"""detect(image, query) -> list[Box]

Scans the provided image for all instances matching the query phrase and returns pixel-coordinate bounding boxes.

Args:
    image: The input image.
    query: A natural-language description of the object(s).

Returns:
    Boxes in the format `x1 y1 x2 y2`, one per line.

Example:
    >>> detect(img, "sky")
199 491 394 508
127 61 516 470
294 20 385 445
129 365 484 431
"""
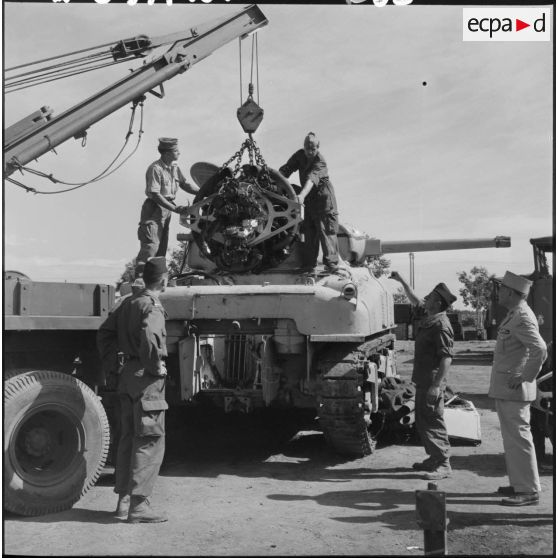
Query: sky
3 2 554 309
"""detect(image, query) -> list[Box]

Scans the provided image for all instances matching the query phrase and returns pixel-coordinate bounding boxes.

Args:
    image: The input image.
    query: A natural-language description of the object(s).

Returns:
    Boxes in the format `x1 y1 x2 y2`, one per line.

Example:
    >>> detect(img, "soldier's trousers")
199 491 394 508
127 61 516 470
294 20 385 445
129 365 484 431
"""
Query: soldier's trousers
415 388 451 465
135 199 172 276
302 211 339 269
114 390 166 498
495 399 541 493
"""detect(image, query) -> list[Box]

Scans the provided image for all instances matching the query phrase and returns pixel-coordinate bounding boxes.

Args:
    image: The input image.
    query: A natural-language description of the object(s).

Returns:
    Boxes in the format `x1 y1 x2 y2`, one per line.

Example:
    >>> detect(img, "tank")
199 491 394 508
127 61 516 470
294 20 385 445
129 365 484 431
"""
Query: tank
156 160 511 457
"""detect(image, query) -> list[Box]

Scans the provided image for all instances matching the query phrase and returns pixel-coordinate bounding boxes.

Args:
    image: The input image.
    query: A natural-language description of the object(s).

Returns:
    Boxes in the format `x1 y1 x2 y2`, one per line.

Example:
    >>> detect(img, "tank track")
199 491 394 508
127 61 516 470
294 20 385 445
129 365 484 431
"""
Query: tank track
317 336 395 457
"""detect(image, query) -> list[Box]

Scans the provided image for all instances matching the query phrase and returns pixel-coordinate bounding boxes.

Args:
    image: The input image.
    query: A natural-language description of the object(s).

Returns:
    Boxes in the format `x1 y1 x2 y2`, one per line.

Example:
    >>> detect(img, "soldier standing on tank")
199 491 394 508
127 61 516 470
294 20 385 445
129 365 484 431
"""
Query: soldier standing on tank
97 257 170 523
135 138 199 279
390 271 457 480
279 132 340 273
489 271 547 506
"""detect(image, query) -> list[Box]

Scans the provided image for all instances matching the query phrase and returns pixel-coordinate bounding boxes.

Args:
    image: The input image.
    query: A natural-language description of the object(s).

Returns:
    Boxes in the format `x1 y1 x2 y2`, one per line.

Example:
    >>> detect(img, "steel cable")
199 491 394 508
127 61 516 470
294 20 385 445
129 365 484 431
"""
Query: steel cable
7 101 145 194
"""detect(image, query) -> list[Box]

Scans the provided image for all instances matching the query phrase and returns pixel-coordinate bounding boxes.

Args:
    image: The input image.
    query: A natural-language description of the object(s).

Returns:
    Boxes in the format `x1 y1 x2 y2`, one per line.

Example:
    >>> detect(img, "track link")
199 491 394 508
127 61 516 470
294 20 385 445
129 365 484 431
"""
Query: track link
317 335 395 457
318 354 375 457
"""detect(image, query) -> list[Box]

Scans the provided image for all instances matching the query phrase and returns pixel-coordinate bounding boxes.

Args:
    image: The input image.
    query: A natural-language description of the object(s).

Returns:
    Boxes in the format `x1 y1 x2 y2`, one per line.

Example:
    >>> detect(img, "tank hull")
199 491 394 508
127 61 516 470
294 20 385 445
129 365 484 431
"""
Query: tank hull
158 267 400 456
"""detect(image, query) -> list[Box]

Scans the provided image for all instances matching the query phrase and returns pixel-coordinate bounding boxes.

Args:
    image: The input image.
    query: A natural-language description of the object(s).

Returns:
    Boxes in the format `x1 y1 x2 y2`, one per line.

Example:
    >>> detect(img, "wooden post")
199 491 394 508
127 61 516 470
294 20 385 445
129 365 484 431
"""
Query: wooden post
416 482 447 556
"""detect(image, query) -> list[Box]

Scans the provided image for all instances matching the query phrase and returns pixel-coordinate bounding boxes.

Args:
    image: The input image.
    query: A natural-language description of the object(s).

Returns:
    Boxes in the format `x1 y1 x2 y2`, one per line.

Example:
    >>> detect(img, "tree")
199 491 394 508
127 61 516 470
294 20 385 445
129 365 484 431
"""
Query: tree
456 266 495 329
117 259 136 290
393 287 409 304
167 243 187 277
117 244 187 290
365 255 391 278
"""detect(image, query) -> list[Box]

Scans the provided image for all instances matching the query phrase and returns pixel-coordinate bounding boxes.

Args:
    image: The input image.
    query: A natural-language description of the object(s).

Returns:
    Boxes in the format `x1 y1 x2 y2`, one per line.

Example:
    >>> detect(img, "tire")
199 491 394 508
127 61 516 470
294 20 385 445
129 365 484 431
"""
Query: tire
4 370 110 516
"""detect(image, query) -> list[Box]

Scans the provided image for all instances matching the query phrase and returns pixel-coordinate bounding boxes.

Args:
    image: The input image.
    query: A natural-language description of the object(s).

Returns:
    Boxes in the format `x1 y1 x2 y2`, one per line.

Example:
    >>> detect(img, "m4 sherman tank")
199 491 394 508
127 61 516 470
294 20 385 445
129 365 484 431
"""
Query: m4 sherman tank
154 155 510 457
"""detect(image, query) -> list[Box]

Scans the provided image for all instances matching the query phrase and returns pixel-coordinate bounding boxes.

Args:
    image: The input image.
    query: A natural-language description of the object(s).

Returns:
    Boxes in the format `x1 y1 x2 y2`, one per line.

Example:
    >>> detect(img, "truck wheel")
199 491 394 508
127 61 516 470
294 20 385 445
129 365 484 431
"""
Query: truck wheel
4 370 110 516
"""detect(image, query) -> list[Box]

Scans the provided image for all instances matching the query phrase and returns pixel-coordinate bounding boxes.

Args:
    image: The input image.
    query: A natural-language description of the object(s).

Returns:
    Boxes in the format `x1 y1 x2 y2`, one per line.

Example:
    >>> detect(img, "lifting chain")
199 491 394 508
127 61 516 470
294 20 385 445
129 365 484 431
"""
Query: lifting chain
220 135 272 190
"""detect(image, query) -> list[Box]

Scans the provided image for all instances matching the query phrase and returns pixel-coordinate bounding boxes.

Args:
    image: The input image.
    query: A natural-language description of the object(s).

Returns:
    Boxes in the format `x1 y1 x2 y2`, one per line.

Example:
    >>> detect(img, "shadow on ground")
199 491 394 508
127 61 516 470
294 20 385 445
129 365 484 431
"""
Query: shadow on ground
3 508 121 525
267 488 553 530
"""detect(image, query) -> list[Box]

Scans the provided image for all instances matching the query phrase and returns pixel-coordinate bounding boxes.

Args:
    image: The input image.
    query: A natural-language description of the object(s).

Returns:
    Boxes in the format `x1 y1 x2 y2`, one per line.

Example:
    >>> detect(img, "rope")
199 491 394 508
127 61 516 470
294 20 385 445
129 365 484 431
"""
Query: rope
7 100 145 194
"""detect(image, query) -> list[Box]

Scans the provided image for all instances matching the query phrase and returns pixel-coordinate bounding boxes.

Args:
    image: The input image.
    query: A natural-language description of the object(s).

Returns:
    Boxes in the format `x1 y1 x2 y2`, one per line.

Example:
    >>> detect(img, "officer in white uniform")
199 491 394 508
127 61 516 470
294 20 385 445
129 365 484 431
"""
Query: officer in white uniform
488 271 547 506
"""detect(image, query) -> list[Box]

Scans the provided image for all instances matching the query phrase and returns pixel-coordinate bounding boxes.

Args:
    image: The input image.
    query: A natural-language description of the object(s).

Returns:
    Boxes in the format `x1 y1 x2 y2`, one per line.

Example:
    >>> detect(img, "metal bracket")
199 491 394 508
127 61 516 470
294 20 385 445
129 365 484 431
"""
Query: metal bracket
147 84 165 99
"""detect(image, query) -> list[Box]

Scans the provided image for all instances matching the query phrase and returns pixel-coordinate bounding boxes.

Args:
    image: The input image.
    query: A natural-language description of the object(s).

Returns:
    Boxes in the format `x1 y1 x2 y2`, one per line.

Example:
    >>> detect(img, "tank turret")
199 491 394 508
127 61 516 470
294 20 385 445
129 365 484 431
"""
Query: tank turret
161 162 511 457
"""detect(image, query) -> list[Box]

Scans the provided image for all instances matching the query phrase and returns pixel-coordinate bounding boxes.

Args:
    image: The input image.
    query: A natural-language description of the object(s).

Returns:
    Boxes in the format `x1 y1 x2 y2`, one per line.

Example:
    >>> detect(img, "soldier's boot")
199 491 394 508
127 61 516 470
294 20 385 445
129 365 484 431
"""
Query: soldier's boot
127 496 168 524
412 457 438 471
114 494 130 520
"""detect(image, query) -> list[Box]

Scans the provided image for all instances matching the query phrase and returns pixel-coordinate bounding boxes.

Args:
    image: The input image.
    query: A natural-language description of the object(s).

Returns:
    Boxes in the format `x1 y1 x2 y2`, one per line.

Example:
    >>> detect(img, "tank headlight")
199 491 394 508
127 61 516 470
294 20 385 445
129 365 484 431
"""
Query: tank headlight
341 283 357 300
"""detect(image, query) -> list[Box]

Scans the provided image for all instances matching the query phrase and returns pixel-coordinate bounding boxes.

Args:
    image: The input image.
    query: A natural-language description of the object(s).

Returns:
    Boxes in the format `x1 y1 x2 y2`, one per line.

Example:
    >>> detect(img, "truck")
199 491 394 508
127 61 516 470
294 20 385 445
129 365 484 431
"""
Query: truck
4 5 511 517
4 5 269 516
485 236 553 344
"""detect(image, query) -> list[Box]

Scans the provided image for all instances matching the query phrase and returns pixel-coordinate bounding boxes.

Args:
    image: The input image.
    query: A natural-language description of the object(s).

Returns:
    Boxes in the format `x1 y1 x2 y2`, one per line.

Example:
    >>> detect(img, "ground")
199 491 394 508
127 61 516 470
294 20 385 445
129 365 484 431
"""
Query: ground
4 340 554 556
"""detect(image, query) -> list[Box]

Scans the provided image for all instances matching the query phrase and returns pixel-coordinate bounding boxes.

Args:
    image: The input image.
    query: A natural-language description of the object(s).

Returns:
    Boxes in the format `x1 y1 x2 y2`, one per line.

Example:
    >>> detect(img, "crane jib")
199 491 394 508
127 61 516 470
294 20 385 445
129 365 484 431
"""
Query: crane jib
3 5 268 176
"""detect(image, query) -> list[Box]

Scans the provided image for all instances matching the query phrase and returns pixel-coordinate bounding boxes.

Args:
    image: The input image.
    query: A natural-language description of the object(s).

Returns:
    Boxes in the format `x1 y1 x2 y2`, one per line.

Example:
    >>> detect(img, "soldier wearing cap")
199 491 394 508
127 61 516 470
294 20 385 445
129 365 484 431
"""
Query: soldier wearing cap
489 271 547 506
279 132 340 273
390 272 457 480
97 257 170 523
135 138 199 278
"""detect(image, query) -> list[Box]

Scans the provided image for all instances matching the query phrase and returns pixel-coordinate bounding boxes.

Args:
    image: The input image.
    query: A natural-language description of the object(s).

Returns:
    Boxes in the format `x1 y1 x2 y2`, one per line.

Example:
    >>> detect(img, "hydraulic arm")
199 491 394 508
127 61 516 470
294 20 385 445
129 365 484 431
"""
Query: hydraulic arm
4 5 267 176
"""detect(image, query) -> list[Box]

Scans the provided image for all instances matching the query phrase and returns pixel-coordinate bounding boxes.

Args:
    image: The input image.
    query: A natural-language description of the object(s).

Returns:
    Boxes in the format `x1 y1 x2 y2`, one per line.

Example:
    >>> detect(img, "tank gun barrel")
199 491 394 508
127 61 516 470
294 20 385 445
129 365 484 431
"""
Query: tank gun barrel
378 235 511 255
356 235 510 260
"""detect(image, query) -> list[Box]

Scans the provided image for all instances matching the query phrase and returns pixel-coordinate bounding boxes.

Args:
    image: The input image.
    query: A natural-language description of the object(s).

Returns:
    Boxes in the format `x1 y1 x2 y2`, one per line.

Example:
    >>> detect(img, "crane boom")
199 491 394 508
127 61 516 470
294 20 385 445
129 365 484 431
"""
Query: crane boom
3 5 268 176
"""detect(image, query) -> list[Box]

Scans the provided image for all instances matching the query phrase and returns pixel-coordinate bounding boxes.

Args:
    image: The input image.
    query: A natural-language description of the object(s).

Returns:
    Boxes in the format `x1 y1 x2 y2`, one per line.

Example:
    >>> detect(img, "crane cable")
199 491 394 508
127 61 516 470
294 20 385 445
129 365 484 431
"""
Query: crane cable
5 33 186 93
6 39 124 72
251 33 260 106
6 99 145 195
238 33 260 107
5 42 126 93
6 57 133 94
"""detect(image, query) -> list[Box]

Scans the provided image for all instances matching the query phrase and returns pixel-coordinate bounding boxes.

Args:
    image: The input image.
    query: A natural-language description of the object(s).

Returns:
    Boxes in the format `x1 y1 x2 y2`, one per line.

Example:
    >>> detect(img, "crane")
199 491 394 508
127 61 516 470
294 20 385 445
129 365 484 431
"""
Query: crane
4 4 268 177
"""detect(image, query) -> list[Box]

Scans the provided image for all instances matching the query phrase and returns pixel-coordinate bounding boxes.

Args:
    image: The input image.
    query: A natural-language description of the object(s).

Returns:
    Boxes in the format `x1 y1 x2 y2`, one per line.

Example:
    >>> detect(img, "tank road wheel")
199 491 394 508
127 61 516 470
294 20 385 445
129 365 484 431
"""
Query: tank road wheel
4 370 110 516
318 357 375 457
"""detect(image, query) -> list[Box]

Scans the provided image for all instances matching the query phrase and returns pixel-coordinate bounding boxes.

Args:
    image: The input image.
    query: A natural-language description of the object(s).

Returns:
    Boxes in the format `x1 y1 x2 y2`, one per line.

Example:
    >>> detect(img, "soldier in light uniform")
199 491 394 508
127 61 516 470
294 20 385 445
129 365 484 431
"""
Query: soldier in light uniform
97 257 170 523
489 271 547 506
135 138 199 278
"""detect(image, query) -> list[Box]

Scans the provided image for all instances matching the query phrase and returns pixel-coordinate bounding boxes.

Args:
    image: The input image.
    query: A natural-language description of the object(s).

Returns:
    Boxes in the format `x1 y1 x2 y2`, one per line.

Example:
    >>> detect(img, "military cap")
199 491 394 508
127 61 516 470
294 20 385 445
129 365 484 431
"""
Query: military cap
304 132 319 147
501 271 532 296
432 282 457 307
158 137 178 151
143 256 168 283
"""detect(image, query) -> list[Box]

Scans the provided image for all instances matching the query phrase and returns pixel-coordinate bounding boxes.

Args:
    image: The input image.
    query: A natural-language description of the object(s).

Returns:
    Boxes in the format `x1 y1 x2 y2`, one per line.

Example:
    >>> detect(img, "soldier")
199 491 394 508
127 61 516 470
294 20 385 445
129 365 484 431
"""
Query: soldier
135 138 199 279
97 257 170 523
279 132 340 273
489 271 547 506
390 271 457 480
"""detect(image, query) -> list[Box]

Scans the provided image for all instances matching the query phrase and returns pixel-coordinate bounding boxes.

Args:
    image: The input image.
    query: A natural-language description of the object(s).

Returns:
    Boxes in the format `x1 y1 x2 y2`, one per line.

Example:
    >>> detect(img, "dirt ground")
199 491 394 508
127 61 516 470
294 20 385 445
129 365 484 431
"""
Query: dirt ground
4 340 554 556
